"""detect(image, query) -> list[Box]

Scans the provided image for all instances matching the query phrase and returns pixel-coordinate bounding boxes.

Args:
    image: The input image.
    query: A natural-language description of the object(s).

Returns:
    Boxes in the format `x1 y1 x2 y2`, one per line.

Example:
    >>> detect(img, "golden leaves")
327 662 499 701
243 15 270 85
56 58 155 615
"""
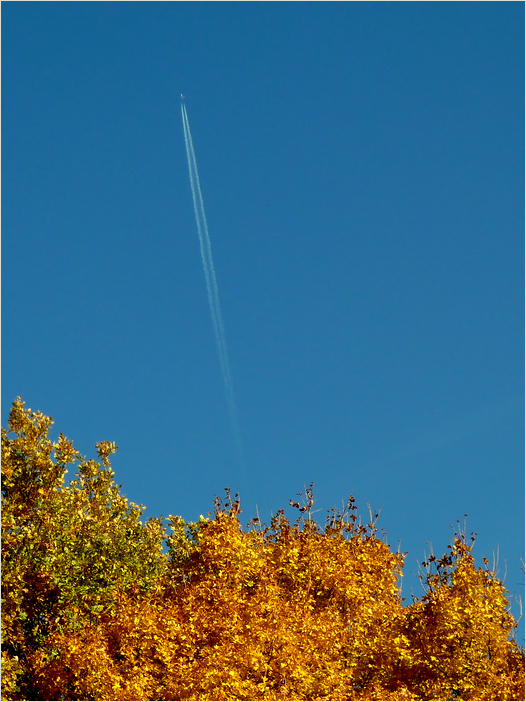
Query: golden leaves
95 440 119 467
1 399 524 701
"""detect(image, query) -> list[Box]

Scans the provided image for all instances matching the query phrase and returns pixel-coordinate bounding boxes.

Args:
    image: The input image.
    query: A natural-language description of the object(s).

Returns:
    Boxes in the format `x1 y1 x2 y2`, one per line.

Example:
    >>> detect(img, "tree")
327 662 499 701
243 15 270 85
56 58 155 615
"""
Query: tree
1 398 167 700
2 398 524 700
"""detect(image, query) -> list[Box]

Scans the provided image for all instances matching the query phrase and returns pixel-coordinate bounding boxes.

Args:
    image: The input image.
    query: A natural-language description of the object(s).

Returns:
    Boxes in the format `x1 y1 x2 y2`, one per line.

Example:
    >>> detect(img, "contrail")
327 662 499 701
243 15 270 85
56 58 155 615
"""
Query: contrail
181 102 244 468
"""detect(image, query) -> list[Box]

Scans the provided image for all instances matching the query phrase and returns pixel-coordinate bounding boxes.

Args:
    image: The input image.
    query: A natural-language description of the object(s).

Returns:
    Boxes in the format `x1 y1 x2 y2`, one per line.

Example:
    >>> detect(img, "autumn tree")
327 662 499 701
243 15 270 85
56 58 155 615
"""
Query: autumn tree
2 398 524 700
1 399 168 700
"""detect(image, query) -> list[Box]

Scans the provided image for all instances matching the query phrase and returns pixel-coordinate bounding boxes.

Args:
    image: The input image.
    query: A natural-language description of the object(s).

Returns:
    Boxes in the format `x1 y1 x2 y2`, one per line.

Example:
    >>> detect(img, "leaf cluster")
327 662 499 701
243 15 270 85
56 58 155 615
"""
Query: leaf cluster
1 399 524 700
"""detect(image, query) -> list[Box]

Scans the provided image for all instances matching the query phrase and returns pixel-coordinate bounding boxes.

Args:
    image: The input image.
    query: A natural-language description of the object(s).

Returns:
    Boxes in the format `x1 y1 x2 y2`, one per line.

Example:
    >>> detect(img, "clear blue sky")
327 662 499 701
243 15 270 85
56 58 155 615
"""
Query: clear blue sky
3 2 524 624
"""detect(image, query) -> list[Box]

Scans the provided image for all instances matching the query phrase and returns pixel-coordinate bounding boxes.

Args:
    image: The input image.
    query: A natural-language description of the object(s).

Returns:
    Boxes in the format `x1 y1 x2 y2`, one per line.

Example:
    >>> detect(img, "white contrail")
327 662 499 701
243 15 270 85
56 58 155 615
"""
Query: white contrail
181 106 229 389
181 102 244 468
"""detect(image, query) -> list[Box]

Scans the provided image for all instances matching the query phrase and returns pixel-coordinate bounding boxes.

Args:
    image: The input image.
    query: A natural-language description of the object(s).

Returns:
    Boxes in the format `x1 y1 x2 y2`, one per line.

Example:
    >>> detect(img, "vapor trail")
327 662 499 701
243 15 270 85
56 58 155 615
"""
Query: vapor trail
181 103 244 467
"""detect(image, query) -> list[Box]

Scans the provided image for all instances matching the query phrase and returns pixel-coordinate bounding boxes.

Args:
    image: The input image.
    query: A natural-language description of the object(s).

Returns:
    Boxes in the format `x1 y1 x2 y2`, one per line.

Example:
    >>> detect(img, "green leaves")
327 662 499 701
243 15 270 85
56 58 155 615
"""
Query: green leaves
2 398 524 701
1 398 172 699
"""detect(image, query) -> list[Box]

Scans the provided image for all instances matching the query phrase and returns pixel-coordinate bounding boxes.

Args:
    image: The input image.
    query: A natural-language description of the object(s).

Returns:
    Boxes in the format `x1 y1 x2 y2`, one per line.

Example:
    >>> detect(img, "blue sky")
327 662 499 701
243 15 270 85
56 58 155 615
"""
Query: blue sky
3 3 524 623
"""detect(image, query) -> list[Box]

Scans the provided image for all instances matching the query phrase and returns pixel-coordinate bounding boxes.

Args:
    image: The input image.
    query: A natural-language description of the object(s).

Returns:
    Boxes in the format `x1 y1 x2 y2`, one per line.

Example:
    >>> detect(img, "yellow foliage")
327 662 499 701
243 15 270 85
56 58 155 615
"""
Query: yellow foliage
2 399 524 700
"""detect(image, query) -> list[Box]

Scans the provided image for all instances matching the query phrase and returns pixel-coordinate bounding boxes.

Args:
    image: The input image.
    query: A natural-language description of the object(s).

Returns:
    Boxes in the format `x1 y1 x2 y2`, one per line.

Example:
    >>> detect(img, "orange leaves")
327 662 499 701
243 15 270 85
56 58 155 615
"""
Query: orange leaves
399 529 524 700
95 440 119 466
146 501 411 700
1 399 169 701
2 399 524 700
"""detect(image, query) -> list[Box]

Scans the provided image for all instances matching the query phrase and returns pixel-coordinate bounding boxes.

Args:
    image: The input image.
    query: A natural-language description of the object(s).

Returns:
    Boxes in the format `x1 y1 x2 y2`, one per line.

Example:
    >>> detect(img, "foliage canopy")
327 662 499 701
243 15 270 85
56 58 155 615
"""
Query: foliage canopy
2 398 524 700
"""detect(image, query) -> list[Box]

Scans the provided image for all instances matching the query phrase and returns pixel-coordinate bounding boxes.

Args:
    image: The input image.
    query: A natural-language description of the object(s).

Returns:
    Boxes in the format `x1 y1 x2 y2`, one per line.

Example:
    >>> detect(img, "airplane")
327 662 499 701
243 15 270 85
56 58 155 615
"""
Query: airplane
181 94 185 100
